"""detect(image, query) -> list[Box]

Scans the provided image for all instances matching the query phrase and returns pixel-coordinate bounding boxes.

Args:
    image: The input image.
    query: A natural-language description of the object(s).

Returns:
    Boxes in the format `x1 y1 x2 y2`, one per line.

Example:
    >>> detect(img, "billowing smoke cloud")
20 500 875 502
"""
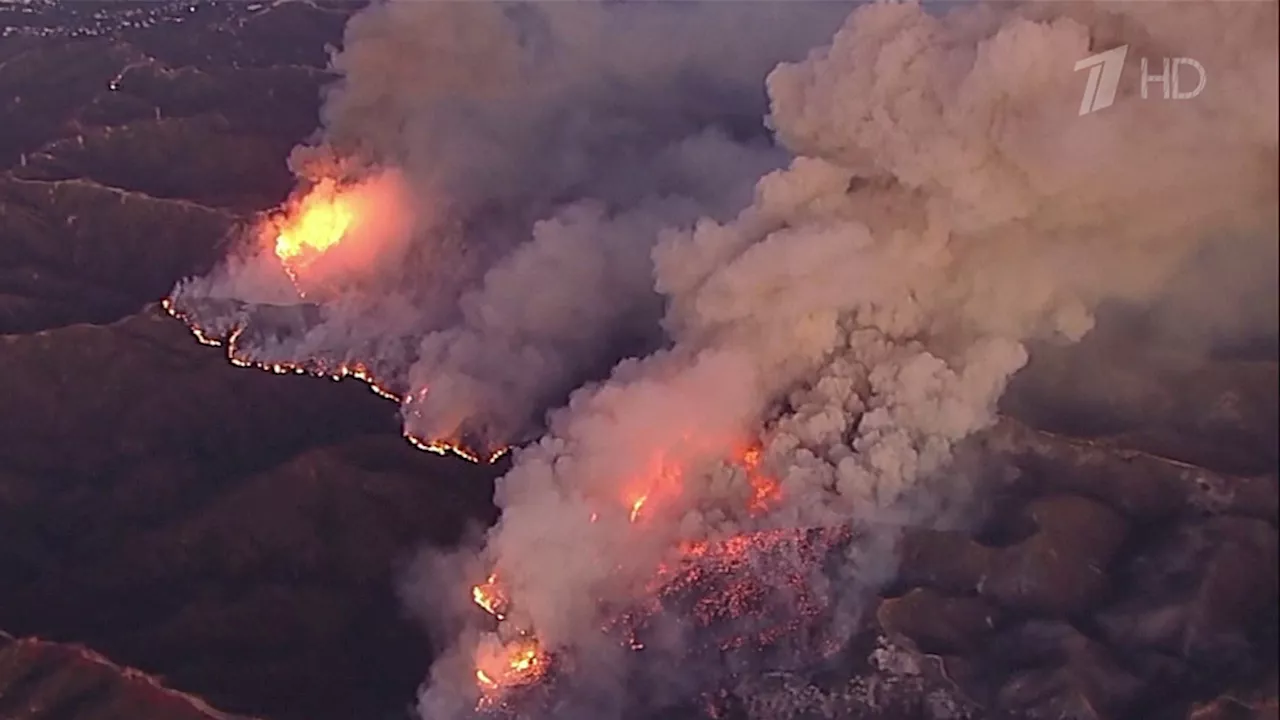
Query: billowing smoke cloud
170 0 852 451
408 1 1276 716
166 0 1277 717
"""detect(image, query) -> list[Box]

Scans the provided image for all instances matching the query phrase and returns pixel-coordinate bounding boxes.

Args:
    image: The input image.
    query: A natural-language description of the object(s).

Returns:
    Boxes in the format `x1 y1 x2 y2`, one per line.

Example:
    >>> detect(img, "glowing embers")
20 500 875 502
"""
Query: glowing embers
163 297 402 398
160 298 222 348
163 297 507 466
469 527 854 714
474 634 548 700
405 434 510 464
470 575 549 707
460 444 810 708
645 527 851 653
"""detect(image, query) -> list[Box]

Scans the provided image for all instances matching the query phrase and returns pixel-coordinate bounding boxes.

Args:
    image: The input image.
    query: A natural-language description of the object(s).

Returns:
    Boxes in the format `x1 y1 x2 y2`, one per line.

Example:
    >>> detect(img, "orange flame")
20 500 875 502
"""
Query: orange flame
172 268 806 705
273 185 354 263
469 576 548 701
405 435 510 464
621 454 686 524
458 438 788 704
162 300 512 464
474 636 547 697
628 495 648 523
164 173 514 468
472 574 507 621
267 180 357 290
738 445 782 514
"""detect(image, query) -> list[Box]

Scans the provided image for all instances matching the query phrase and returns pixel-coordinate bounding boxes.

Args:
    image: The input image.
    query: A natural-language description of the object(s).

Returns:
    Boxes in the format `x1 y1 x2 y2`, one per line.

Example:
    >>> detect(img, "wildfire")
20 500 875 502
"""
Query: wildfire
170 256 809 712
621 455 685 524
163 296 509 466
161 298 222 347
469 574 548 705
269 178 356 286
738 445 782 514
458 439 821 711
405 435 509 464
628 495 648 523
614 437 778 526
472 574 508 621
208 321 403 401
474 635 547 697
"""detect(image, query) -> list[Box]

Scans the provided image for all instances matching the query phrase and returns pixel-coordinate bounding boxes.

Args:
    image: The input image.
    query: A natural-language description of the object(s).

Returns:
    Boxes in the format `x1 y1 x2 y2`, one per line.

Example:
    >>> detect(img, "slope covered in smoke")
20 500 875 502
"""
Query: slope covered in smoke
401 1 1278 717
169 1 855 454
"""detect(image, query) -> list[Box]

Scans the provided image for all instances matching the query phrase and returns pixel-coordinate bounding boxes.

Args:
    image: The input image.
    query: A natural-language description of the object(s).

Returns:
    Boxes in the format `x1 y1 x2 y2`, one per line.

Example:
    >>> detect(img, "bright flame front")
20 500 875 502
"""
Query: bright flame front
462 438 790 708
473 574 508 621
269 178 356 285
474 635 547 697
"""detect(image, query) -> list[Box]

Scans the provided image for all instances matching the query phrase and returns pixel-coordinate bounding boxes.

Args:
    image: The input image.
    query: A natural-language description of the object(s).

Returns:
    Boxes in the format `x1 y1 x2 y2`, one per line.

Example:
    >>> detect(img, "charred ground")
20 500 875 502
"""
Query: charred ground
0 3 1275 720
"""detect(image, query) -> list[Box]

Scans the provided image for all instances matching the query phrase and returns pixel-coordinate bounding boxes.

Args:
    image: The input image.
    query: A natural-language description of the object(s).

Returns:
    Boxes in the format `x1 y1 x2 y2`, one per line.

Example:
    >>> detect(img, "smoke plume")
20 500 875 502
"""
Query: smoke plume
414 1 1276 715
170 1 851 451
166 0 1278 717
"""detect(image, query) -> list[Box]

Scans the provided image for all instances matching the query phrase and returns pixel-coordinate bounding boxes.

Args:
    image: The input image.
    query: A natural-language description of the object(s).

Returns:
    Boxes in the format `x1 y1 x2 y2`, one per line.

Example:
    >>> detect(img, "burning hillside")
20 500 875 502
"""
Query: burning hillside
166 172 502 461
159 1 1278 718
462 526 863 719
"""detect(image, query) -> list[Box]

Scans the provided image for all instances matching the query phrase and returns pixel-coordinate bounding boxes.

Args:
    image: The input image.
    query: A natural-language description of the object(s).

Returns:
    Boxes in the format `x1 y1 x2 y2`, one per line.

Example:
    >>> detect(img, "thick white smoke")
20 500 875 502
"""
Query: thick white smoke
169 1 851 451
164 0 1277 716
411 1 1277 717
